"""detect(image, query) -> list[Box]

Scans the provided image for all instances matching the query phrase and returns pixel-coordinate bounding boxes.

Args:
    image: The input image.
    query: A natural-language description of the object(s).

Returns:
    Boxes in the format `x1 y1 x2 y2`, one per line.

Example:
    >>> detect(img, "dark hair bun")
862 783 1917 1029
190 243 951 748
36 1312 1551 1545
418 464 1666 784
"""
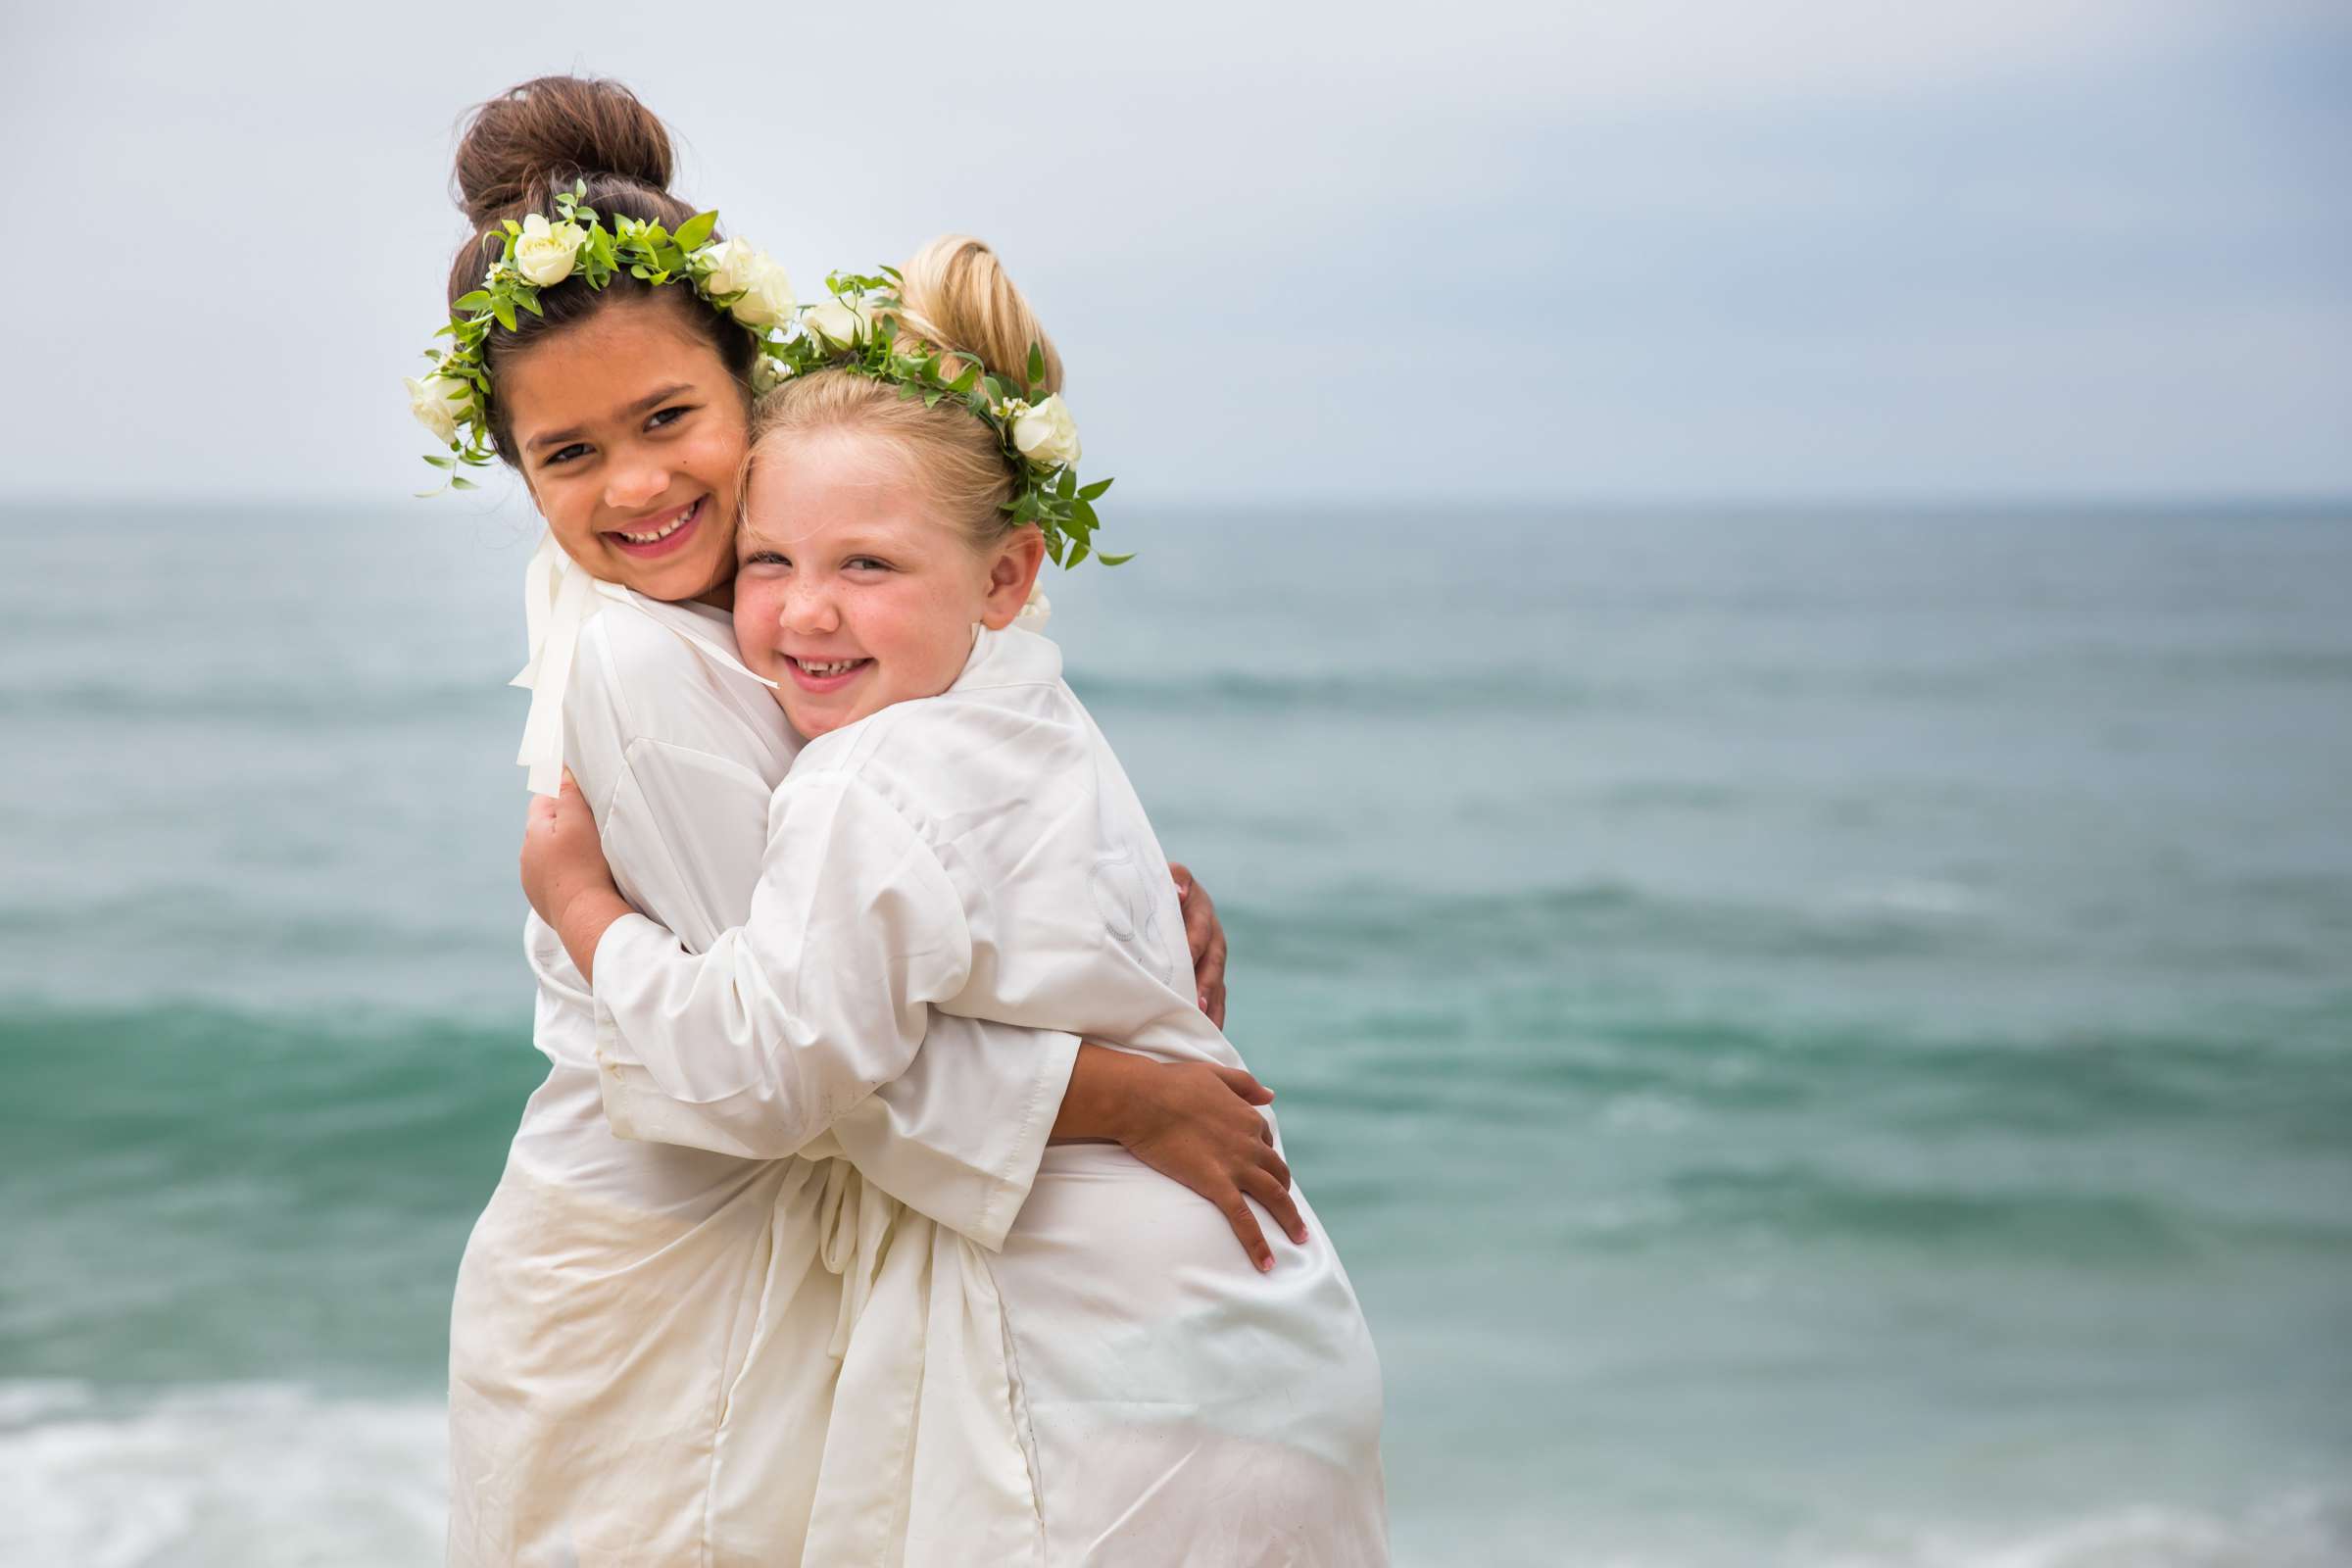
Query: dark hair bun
452 75 674 229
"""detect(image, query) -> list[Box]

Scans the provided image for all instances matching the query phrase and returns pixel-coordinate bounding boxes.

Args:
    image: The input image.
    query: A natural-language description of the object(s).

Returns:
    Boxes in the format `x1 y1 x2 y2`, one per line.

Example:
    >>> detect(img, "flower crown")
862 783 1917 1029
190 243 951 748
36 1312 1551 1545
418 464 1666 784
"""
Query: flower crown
407 181 785 490
407 186 1119 567
757 269 1122 568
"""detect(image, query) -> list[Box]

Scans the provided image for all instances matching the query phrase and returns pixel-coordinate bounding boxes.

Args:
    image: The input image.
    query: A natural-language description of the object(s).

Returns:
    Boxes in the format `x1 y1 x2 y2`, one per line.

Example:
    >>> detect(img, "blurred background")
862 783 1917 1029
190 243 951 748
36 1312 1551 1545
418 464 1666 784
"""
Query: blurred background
3 2 2349 1564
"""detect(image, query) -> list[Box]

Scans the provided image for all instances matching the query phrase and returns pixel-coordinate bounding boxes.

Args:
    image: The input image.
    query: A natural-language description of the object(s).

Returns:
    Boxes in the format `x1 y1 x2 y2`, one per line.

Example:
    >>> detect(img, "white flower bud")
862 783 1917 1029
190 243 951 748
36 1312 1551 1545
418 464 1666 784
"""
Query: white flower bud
1013 582 1052 633
802 295 872 349
404 372 470 446
750 355 793 395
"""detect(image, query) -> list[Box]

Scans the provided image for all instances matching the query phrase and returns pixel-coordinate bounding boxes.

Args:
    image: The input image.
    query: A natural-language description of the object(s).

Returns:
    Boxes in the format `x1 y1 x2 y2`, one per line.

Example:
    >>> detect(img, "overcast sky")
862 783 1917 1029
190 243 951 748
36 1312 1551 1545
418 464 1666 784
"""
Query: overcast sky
8 0 2347 507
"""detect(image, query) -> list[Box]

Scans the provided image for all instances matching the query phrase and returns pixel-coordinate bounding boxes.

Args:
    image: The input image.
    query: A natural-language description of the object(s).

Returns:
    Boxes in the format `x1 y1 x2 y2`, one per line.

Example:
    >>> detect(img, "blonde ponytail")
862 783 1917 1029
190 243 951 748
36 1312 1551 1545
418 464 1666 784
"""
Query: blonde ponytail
886 234 1063 395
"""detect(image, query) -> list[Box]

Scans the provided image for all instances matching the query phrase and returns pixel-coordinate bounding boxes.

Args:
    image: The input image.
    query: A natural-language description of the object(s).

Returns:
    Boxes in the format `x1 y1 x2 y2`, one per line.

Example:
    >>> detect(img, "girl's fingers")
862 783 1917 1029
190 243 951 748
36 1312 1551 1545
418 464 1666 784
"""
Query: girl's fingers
1216 1188 1274 1272
1213 1066 1274 1104
1255 1144 1293 1190
1187 909 1216 970
1243 1167 1308 1249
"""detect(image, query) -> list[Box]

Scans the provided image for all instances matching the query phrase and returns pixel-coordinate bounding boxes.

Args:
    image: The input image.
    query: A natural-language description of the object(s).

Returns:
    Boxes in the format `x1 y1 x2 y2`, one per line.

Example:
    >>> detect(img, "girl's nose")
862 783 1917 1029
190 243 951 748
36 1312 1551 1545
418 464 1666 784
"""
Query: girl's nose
781 580 839 635
605 460 669 511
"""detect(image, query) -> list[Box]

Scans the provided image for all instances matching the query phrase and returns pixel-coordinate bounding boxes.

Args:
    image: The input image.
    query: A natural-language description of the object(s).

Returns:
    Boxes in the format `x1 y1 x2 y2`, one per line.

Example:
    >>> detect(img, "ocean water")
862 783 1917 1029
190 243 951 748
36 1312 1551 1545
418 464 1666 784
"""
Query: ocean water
3 499 2349 1567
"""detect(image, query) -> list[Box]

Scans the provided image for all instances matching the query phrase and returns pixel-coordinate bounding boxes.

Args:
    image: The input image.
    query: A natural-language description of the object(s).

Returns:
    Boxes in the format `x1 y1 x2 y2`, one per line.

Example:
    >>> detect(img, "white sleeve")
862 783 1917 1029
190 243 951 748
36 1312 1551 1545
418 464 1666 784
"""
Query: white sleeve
590 768 975 1165
825 1017 1079 1250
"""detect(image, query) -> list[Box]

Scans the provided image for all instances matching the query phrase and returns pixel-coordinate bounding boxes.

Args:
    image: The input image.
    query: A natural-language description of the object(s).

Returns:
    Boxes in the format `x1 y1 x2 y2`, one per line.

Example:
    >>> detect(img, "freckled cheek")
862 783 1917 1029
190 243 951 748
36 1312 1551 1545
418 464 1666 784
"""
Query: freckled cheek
734 585 781 657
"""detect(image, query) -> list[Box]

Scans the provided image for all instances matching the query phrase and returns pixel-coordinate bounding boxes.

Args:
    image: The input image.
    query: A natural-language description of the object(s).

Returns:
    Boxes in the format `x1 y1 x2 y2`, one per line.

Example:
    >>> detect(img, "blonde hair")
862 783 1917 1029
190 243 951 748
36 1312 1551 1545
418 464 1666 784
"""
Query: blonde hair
744 235 1061 547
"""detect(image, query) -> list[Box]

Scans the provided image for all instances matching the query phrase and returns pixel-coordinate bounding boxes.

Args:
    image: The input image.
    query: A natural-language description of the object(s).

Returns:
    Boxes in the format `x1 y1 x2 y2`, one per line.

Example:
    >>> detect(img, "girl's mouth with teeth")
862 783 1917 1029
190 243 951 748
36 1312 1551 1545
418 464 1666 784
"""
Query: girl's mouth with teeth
606 497 704 557
785 654 872 692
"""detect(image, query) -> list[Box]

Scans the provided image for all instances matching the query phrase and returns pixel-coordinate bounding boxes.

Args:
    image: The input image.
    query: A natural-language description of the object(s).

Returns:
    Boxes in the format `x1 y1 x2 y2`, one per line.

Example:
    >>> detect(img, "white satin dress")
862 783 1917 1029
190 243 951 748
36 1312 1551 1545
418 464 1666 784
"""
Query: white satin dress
587 624 1390 1567
446 561 1082 1567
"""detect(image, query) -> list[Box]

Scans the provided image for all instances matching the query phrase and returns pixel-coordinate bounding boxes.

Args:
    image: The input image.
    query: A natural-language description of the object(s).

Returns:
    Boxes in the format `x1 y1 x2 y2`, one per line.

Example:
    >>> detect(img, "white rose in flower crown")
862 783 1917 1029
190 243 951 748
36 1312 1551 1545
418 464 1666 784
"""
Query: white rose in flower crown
701 238 793 328
513 214 586 287
404 372 470 446
749 355 793 395
1010 394 1081 469
1013 581 1052 633
802 295 872 349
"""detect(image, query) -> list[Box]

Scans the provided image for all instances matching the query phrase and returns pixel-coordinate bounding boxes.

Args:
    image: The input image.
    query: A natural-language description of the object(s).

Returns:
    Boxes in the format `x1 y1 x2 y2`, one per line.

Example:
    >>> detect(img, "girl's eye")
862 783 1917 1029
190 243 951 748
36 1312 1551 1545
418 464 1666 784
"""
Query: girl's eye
743 550 788 567
649 406 692 430
846 556 891 572
545 443 591 466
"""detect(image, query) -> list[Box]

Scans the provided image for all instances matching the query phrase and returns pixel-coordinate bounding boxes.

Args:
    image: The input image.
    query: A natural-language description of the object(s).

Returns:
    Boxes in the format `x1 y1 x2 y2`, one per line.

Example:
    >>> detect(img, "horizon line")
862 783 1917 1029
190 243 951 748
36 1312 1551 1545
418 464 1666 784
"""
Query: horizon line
6 491 2350 517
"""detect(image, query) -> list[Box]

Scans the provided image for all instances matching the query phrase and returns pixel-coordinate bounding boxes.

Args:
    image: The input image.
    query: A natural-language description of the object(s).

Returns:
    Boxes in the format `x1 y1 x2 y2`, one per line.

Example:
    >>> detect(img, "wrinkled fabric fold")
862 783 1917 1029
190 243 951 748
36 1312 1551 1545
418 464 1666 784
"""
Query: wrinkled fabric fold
803 1196 1045 1568
509 530 609 798
710 1152 1043 1568
450 1150 1041 1568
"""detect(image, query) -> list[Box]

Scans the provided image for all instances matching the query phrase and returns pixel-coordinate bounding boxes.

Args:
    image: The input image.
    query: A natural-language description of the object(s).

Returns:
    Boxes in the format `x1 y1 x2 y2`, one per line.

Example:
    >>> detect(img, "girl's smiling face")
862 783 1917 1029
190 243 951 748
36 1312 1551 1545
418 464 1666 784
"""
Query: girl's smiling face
499 291 750 605
733 427 1044 738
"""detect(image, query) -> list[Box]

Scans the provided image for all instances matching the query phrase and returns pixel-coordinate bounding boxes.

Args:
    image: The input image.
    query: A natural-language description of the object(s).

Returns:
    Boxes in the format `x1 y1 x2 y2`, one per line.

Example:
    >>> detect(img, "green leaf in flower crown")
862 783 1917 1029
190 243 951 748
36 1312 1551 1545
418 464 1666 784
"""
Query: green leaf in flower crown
492 297 517 332
1026 342 1045 388
450 474 478 490
1097 551 1134 566
454 290 491 313
671 211 717 251
1068 538 1091 567
1077 476 1113 501
1055 467 1076 500
422 454 453 469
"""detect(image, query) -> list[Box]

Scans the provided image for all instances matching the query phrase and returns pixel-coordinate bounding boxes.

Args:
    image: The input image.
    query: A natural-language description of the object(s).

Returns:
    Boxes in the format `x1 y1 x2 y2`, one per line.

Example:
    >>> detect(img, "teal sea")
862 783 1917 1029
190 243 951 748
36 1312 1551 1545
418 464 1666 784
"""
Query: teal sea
3 501 2349 1566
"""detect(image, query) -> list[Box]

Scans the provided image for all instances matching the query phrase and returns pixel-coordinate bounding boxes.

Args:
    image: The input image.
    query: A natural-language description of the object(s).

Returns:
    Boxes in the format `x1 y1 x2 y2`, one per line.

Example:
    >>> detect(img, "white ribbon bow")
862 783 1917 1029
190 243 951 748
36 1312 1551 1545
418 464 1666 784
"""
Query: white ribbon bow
510 530 607 797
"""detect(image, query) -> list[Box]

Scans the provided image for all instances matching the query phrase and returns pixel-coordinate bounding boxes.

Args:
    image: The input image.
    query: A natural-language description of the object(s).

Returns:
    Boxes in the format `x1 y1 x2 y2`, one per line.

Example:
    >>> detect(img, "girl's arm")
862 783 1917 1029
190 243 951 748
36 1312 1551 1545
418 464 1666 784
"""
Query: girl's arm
531 766 970 1160
525 771 1305 1262
1051 1044 1305 1270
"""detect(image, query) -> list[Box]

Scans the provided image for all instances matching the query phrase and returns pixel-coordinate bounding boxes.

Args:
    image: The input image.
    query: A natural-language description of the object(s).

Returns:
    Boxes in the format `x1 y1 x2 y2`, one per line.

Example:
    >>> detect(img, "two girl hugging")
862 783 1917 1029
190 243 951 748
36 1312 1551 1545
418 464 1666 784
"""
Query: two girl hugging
440 74 1385 1568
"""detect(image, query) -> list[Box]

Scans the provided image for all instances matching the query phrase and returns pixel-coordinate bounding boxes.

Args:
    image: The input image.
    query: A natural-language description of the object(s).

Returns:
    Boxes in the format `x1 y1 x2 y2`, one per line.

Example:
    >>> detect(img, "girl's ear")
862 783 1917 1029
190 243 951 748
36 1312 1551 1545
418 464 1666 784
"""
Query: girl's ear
977 526 1048 630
